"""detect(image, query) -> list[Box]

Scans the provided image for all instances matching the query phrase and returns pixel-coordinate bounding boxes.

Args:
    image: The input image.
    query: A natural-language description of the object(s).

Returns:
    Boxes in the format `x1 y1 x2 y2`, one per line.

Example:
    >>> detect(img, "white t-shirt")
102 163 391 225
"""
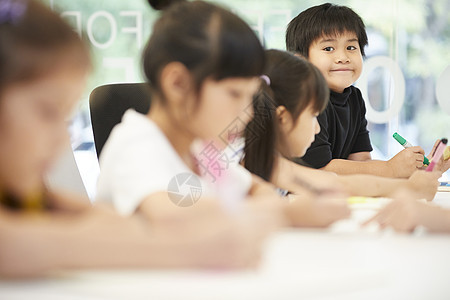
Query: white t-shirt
96 109 252 216
226 137 288 197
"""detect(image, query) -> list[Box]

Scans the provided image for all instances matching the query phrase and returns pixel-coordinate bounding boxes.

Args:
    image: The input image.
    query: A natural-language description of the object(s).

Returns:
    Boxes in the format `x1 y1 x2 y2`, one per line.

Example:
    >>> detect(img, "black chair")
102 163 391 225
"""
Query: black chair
89 83 152 158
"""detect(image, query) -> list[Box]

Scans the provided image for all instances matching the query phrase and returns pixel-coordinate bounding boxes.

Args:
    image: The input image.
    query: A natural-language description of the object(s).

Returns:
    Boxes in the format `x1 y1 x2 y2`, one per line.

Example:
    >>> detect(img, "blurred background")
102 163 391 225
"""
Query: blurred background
39 0 450 199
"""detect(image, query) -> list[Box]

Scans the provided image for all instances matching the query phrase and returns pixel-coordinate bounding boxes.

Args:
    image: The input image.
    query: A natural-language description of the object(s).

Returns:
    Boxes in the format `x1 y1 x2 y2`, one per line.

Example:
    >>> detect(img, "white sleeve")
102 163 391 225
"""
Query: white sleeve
227 163 253 197
101 139 175 216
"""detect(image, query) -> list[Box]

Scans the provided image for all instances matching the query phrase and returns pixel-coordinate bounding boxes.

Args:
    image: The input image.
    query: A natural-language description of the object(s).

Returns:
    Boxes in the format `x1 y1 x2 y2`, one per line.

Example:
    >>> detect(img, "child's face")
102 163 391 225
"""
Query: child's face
189 77 260 144
278 103 320 158
0 69 86 198
308 31 363 93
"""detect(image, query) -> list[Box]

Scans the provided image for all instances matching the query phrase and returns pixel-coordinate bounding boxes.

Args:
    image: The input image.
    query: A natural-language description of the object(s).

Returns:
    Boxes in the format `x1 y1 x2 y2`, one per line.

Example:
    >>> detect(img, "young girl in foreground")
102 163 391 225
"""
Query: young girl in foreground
0 0 270 278
244 50 440 207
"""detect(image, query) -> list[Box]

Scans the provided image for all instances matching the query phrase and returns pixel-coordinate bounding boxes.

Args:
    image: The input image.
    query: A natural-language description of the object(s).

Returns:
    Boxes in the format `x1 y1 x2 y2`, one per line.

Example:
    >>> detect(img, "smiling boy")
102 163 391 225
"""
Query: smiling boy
286 3 426 178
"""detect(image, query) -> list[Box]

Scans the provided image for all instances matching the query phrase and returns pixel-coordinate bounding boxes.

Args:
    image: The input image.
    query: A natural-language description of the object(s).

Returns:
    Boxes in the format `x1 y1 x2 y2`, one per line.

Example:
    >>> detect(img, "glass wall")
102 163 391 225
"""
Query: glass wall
43 0 450 198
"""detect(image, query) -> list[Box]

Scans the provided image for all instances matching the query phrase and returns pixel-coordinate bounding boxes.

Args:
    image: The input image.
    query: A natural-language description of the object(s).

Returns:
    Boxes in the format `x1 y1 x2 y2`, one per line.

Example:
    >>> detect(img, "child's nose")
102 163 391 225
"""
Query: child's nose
335 50 350 63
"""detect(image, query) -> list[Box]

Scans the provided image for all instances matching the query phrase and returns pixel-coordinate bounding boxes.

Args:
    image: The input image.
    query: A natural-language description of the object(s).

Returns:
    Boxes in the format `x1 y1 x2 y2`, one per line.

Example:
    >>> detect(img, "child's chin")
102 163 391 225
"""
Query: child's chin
297 150 307 158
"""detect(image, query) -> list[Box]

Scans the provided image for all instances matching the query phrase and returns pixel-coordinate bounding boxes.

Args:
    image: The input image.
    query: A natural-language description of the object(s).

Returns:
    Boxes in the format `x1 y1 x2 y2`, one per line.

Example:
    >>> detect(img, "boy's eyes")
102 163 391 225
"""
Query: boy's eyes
322 45 358 51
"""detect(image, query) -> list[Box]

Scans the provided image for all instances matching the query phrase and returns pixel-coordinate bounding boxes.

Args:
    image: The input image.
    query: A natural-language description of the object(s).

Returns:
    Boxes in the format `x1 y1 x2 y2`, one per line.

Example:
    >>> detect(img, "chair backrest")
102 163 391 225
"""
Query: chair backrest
89 83 152 158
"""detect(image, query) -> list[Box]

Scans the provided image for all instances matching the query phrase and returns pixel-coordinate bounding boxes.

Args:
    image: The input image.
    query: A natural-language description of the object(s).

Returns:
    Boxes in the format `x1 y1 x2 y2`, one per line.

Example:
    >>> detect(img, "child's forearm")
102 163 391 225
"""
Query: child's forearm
272 156 341 194
322 159 398 177
48 189 92 212
274 155 404 197
0 208 193 277
249 175 279 196
420 206 450 233
336 174 405 197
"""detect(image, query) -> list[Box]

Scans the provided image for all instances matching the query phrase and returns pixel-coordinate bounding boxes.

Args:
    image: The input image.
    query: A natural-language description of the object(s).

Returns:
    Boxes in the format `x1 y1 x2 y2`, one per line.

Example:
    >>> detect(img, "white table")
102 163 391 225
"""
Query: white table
1 192 450 300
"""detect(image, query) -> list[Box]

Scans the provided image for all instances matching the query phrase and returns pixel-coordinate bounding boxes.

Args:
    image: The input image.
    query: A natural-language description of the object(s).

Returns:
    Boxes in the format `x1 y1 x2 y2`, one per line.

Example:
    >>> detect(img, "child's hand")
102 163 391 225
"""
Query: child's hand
182 208 276 269
387 147 426 178
363 188 450 233
403 170 440 201
139 193 280 269
363 188 427 232
286 192 351 228
426 139 450 174
140 193 281 269
363 196 422 232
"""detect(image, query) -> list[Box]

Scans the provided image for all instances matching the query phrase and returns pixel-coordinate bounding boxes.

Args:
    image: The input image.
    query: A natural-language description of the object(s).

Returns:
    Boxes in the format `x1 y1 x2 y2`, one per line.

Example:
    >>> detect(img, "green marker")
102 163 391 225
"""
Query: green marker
393 132 429 165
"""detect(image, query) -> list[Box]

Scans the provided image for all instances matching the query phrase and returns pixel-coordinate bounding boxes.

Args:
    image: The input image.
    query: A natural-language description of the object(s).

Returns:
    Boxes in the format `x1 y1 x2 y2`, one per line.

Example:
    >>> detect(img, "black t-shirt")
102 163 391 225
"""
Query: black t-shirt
297 86 373 169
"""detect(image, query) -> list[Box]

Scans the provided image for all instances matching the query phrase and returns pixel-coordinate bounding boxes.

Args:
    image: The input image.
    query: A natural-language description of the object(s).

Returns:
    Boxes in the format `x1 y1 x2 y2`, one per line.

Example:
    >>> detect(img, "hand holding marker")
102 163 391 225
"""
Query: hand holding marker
393 132 429 165
426 138 448 172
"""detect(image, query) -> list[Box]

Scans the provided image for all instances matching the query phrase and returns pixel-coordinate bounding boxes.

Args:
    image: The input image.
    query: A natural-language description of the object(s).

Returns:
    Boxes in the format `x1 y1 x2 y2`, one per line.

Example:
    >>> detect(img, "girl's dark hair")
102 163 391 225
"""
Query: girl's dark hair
143 0 265 102
244 49 329 181
0 0 90 94
286 3 368 57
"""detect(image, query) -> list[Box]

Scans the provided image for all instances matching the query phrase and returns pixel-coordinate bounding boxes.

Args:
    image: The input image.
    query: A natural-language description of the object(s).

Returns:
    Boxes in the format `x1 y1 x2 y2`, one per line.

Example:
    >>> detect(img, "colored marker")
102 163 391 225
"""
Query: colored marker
393 132 429 165
426 138 448 172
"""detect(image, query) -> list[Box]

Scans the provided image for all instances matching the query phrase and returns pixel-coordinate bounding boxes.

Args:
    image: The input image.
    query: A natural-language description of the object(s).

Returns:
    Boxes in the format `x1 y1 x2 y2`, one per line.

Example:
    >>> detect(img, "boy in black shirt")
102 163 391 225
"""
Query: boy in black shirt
286 3 427 178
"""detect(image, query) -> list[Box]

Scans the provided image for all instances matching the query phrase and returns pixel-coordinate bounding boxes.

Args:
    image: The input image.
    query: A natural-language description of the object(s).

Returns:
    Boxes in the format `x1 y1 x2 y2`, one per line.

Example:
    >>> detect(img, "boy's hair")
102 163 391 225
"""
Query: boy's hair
286 3 368 57
244 50 329 182
0 0 90 93
143 0 264 102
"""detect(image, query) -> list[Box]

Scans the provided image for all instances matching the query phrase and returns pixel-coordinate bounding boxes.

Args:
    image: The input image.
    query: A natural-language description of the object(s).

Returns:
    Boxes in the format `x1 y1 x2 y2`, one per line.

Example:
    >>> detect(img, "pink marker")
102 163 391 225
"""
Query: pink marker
426 138 448 172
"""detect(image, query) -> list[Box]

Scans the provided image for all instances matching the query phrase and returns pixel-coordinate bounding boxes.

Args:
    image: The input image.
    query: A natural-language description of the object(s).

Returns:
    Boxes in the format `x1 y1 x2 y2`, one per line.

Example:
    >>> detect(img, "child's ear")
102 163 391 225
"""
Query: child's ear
294 52 306 60
276 105 288 124
276 105 294 131
160 62 193 104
